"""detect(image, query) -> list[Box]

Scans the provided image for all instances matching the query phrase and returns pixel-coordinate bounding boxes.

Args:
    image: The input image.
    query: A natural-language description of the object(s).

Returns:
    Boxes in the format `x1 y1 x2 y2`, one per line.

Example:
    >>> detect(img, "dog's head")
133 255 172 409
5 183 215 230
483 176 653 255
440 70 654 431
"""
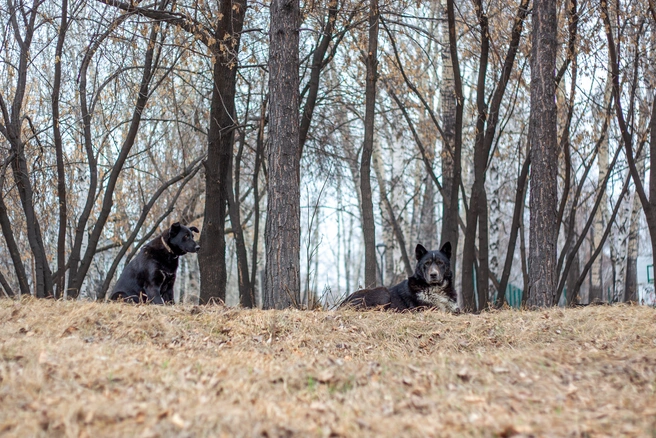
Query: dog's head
414 242 452 287
167 222 200 255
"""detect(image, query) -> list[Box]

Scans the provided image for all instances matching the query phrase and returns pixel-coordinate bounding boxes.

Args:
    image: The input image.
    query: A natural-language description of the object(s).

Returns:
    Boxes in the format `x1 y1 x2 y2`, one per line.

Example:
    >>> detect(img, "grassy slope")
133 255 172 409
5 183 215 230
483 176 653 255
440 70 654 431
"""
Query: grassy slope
0 299 655 437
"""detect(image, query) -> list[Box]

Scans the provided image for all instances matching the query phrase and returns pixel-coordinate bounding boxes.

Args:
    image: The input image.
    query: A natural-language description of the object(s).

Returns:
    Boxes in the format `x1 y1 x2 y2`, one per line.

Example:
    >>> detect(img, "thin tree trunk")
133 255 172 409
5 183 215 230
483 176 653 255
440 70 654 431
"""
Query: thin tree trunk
590 78 613 304
497 153 530 307
0 269 14 298
625 172 644 302
477 189 490 309
489 159 501 301
554 139 624 305
198 0 247 305
360 0 379 288
229 101 254 308
372 145 413 278
299 0 339 156
572 172 633 297
443 0 463 285
461 0 490 312
264 0 301 309
0 189 30 296
52 0 69 299
528 0 558 307
415 1 441 251
250 95 267 307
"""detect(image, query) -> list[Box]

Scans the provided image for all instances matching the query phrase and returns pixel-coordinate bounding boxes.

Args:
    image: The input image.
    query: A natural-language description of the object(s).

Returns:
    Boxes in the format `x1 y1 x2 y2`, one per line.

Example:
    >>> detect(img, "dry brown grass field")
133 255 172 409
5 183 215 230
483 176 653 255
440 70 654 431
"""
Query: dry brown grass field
1 298 655 437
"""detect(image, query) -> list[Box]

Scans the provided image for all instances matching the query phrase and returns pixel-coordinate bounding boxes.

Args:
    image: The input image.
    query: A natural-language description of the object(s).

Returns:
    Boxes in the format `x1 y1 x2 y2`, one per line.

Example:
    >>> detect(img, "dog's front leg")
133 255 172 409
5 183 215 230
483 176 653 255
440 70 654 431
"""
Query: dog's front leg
161 277 175 304
145 284 165 304
145 271 166 304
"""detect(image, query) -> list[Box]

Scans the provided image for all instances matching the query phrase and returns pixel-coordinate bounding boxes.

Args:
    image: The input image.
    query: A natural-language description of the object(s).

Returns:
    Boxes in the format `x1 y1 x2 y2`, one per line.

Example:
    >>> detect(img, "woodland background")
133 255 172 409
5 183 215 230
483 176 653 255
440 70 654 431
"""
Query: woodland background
0 0 655 311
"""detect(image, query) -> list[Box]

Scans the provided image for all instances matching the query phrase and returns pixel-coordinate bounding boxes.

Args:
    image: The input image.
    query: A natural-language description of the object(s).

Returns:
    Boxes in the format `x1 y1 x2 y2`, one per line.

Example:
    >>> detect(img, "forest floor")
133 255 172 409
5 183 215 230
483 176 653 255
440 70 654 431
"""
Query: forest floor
0 299 655 437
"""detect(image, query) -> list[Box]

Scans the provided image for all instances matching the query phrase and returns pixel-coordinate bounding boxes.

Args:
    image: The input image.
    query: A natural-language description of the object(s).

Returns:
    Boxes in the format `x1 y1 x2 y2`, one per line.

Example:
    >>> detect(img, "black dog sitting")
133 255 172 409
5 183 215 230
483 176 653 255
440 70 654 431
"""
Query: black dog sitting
340 242 459 312
109 222 200 304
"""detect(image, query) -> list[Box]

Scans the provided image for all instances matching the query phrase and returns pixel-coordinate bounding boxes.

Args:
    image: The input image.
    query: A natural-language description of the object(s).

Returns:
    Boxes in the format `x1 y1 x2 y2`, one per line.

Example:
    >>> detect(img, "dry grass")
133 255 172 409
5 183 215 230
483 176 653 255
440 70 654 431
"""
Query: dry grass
0 298 655 437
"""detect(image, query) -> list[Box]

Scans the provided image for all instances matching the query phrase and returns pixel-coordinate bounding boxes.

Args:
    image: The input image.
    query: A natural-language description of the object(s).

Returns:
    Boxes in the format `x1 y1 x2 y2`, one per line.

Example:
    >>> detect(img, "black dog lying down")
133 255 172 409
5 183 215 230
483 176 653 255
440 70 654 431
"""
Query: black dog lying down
109 222 200 304
340 242 459 313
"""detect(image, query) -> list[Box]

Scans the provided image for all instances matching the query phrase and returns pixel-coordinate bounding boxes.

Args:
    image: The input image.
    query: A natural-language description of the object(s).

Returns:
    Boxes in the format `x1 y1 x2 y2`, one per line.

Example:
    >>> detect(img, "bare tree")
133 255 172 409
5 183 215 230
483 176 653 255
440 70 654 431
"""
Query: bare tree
0 0 53 298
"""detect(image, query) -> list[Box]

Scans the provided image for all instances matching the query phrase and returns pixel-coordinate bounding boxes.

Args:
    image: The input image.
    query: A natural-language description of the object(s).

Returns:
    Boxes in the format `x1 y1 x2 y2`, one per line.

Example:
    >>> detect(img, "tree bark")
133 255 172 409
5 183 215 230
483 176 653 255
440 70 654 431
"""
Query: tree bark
443 0 463 286
360 0 379 288
528 0 558 307
198 0 247 305
264 0 301 309
52 0 69 299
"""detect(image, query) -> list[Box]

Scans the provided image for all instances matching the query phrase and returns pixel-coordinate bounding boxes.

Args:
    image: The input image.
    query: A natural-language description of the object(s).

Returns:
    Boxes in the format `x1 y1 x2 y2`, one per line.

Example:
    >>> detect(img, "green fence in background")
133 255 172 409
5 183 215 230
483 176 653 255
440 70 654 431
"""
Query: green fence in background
491 284 523 308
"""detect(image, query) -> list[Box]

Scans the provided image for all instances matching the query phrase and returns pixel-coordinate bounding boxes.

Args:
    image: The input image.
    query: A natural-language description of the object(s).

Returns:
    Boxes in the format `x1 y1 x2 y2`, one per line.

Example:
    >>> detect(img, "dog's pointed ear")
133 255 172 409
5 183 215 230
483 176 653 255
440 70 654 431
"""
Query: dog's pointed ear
189 226 199 234
170 222 181 236
415 244 428 261
440 241 452 259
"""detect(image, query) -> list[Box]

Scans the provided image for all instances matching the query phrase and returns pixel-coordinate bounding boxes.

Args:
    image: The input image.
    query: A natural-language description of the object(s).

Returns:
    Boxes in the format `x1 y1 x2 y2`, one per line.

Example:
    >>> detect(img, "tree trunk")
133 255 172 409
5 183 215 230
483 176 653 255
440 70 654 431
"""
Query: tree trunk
264 0 301 309
590 78 612 303
373 144 413 278
0 269 14 298
442 0 462 282
415 1 441 251
250 95 267 307
528 0 558 307
0 187 30 297
52 0 69 299
489 159 501 302
229 89 254 308
625 177 643 302
497 153 530 307
198 0 247 305
360 0 379 288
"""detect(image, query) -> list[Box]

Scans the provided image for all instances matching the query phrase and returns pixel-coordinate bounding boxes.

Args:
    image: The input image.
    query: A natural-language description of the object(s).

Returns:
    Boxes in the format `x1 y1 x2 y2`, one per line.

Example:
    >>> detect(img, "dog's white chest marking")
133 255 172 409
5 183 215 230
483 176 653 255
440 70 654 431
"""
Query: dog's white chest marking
417 286 459 313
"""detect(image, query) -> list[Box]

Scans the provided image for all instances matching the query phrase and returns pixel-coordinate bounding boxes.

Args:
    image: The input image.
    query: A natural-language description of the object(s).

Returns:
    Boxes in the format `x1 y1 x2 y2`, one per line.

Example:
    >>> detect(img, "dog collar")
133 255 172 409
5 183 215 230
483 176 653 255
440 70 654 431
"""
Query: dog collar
161 236 178 258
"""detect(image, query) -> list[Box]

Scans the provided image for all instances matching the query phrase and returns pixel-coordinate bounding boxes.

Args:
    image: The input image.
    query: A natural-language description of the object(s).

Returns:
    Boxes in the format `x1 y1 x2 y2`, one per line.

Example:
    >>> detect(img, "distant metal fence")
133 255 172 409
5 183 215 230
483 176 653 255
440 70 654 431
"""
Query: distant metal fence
492 284 523 308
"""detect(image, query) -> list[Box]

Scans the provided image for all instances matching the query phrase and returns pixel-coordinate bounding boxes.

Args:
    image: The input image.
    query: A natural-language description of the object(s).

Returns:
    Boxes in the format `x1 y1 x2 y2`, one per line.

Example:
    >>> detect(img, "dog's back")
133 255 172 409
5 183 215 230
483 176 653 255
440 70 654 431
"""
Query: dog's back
340 287 391 309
